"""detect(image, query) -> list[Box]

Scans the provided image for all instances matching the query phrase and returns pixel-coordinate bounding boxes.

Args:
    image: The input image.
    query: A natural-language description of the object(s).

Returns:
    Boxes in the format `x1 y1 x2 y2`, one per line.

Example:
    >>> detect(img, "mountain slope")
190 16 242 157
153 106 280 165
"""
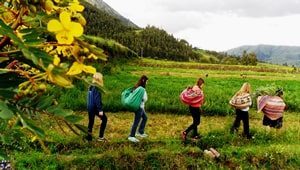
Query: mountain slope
84 0 138 28
226 45 300 66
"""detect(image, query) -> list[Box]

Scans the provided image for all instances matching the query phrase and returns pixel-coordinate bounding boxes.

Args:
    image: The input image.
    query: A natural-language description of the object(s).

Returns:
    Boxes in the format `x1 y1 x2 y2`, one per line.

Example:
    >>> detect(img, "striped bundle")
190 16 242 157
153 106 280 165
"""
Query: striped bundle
229 93 252 109
257 95 286 120
180 87 204 107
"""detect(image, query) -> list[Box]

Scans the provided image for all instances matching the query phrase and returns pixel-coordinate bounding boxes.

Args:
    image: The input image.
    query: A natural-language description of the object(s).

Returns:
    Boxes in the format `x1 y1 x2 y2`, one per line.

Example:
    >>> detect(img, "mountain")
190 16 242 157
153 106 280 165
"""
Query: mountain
226 45 300 66
82 0 238 63
84 0 138 28
82 1 199 61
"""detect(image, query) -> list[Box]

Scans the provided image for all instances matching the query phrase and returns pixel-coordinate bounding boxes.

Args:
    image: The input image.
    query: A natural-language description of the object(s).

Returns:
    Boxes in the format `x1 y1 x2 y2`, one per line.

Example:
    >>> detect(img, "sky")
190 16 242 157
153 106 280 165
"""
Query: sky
104 0 300 52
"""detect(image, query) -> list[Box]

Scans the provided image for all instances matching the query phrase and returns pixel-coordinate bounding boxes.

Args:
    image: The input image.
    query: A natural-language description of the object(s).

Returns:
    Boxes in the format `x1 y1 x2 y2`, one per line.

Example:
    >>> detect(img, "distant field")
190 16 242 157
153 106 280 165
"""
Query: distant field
104 59 300 115
59 58 300 115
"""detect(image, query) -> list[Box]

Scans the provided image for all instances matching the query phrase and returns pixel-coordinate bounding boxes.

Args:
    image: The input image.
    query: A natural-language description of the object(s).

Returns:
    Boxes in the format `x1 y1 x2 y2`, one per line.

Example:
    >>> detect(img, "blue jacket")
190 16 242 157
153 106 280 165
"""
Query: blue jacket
87 86 103 113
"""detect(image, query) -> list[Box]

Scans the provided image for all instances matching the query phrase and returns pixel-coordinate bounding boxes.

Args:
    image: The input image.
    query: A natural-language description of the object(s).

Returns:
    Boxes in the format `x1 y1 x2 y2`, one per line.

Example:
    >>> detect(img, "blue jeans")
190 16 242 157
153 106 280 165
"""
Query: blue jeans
130 108 147 137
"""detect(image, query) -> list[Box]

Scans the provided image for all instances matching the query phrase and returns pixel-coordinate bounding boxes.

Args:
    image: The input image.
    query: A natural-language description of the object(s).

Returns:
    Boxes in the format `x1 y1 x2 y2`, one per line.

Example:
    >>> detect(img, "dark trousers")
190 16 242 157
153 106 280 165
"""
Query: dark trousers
185 106 201 137
88 110 107 138
130 108 148 137
231 109 250 136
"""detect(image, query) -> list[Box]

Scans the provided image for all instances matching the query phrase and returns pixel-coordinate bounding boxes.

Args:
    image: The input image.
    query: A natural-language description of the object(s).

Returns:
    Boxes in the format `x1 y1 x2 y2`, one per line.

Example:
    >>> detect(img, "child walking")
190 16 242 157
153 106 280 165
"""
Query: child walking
86 72 107 141
182 78 205 141
229 82 252 139
128 75 149 143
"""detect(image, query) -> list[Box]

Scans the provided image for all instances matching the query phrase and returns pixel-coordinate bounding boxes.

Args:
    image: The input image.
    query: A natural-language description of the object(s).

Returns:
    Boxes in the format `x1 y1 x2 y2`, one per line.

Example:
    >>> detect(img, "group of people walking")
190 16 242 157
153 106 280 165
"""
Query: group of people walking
85 73 286 142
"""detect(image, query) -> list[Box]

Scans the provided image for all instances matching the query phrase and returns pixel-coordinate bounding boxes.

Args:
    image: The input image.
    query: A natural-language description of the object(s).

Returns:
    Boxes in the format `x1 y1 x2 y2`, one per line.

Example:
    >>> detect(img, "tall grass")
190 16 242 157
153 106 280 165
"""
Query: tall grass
58 59 300 115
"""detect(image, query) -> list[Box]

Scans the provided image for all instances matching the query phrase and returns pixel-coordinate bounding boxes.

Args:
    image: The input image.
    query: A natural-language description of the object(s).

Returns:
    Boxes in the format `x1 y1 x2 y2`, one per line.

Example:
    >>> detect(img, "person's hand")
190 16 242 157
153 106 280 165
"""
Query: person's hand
99 111 103 116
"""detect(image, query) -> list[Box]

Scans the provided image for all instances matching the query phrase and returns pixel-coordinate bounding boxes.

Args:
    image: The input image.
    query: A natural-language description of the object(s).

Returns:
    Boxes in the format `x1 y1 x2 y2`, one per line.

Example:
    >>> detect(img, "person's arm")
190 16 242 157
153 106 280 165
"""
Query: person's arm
257 96 267 113
94 88 103 116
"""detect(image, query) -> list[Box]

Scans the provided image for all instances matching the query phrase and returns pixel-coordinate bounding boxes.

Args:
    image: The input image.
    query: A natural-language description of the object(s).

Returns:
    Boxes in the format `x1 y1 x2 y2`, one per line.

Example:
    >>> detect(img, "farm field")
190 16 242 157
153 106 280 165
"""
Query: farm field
60 58 300 115
9 59 300 169
11 112 300 169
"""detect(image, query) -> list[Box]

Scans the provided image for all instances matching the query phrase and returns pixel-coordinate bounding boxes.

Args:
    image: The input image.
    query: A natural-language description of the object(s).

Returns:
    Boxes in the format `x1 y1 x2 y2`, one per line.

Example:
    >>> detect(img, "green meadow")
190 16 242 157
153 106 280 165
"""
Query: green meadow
10 59 300 169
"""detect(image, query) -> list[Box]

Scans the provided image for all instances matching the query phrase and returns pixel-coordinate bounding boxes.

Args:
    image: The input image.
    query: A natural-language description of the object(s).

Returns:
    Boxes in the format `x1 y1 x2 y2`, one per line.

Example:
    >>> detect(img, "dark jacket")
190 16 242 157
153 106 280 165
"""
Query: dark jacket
87 86 103 113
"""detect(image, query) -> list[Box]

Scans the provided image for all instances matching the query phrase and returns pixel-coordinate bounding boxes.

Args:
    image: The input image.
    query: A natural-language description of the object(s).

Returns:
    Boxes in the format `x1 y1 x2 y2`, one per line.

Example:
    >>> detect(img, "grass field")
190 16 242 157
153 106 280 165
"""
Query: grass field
11 111 300 169
59 58 300 115
9 58 300 169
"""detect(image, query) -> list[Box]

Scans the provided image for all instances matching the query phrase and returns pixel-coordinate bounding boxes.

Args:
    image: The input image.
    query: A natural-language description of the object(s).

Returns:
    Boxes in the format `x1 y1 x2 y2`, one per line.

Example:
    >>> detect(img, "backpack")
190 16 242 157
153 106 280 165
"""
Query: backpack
121 86 145 112
229 93 251 109
180 87 204 106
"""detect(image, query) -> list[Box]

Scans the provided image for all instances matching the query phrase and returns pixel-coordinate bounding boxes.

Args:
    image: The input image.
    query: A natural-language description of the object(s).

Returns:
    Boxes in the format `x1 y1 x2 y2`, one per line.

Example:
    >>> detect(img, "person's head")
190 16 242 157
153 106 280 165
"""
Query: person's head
275 88 284 97
196 78 205 89
238 82 251 94
92 72 104 87
135 75 148 88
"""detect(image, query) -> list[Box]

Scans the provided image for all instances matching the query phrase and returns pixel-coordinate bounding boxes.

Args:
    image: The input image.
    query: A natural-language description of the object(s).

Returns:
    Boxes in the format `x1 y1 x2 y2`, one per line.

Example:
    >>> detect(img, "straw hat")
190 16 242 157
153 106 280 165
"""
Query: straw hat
92 72 104 87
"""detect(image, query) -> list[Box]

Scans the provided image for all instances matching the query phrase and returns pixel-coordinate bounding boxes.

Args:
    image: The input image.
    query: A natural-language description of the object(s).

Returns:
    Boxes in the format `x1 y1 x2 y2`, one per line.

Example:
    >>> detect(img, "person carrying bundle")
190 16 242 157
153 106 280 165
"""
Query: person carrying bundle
257 89 286 129
180 78 205 141
229 82 252 139
122 75 149 143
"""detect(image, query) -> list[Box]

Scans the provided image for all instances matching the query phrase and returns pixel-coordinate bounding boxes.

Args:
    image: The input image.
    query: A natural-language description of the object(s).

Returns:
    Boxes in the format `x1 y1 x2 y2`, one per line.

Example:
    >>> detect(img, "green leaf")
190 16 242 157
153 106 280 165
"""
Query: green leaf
25 38 46 46
17 114 45 138
47 106 73 117
64 115 83 123
21 48 39 66
0 57 9 63
0 100 14 120
0 150 8 160
25 121 45 138
74 124 88 133
0 88 16 99
0 72 25 89
0 69 8 74
20 28 46 45
36 95 54 110
29 47 53 68
0 20 49 70
0 19 24 46
13 119 23 128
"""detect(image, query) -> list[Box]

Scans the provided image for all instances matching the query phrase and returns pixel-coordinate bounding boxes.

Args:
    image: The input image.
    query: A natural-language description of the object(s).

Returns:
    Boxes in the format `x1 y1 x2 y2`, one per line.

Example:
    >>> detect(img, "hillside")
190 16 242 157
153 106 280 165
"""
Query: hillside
226 45 300 66
84 0 138 28
82 0 259 64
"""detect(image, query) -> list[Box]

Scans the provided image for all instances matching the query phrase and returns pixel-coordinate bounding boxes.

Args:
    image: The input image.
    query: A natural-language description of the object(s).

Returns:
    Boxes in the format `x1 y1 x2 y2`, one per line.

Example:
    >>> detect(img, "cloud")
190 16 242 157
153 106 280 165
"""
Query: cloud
155 0 300 17
104 0 300 51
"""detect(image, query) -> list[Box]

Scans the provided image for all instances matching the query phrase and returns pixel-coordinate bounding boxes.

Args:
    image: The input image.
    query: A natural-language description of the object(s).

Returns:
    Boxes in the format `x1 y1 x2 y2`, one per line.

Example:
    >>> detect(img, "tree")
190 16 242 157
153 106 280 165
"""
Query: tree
240 51 257 66
0 0 107 158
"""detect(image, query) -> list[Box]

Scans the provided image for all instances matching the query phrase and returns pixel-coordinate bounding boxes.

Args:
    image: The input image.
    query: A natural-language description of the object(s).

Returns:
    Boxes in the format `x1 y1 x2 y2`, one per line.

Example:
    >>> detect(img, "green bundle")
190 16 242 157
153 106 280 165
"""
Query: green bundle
253 84 283 98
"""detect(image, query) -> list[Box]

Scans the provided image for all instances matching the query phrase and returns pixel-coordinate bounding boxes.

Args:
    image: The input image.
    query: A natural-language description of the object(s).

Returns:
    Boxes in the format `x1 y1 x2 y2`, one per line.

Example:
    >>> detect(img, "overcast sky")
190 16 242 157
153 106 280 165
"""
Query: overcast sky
104 0 300 51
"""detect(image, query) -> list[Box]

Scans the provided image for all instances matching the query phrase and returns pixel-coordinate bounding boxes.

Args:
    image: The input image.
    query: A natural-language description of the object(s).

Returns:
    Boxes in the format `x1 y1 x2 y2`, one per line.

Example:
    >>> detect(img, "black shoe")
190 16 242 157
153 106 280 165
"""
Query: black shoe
85 135 92 141
230 127 238 134
191 135 202 141
243 133 253 139
246 134 254 139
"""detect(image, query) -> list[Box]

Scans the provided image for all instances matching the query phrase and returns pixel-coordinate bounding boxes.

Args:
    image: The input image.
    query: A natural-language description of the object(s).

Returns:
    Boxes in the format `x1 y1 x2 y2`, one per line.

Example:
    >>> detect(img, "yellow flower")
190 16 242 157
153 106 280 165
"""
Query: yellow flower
53 55 60 66
69 0 84 12
46 64 73 88
56 46 70 57
87 53 97 60
47 11 83 44
66 61 96 75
